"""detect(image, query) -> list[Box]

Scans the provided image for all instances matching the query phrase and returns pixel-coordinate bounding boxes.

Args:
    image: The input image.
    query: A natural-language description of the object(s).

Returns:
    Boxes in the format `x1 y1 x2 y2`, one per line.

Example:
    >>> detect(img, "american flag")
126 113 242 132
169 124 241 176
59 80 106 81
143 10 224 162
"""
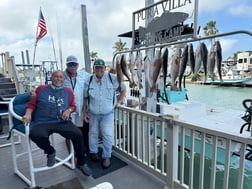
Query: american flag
36 10 47 43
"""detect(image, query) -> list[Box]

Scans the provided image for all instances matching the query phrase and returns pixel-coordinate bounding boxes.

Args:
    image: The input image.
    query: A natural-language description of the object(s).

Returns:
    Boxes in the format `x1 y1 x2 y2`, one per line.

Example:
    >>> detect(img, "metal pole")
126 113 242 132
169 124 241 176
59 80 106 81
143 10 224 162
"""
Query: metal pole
26 50 30 65
56 13 63 70
81 4 91 73
21 51 25 64
194 0 199 38
32 8 41 66
145 0 155 112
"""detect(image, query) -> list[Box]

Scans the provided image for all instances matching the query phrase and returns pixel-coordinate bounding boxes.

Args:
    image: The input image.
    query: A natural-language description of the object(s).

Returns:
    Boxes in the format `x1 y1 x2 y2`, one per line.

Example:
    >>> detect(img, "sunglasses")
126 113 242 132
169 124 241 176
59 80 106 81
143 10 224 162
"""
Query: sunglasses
67 62 78 67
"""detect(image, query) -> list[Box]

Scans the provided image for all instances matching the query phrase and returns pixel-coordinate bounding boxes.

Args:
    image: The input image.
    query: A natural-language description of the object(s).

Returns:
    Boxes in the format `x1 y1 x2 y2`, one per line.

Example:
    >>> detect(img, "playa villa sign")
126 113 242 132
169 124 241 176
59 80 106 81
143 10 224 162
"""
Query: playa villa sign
132 0 194 47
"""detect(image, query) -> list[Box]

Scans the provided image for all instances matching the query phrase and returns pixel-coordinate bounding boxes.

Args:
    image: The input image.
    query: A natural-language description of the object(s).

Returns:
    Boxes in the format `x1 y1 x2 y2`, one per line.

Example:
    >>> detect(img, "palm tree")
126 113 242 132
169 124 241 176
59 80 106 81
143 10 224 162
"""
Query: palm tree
113 39 128 54
203 20 219 45
227 51 242 61
90 51 98 63
232 51 241 61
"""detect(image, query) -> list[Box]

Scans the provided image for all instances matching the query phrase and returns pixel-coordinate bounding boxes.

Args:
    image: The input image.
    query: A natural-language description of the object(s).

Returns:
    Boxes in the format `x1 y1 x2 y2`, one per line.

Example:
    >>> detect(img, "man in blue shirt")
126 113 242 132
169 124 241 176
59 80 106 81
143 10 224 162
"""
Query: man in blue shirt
83 59 126 168
64 55 91 157
22 70 92 176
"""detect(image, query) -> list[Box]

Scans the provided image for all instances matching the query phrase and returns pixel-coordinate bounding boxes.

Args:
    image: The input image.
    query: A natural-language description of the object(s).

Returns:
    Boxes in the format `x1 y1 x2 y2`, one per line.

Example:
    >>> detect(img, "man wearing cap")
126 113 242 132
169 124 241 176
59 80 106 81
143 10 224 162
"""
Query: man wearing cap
22 70 92 176
83 59 126 168
64 55 91 157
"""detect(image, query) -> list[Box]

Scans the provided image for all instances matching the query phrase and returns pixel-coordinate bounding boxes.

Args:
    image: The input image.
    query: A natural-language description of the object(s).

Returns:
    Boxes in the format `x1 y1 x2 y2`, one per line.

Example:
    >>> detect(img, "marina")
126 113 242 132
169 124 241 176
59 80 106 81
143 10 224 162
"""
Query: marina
1 0 252 189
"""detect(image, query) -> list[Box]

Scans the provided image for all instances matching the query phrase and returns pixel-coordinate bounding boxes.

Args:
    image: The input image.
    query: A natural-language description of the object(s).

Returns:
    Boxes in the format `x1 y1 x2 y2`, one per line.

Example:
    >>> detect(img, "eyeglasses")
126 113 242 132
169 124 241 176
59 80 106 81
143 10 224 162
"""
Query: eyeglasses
67 62 78 67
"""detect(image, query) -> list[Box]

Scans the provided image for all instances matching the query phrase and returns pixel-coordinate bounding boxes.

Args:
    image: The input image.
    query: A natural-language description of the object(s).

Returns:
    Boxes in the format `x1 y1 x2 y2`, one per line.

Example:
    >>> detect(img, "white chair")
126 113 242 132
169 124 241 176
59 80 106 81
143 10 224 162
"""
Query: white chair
0 99 21 147
8 92 75 187
89 182 113 189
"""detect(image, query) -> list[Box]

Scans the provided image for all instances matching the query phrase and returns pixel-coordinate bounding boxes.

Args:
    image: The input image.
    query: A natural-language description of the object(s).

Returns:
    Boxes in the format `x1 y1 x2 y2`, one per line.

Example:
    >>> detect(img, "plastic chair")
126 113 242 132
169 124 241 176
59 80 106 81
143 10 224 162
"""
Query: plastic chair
89 182 113 189
0 99 21 147
8 93 75 187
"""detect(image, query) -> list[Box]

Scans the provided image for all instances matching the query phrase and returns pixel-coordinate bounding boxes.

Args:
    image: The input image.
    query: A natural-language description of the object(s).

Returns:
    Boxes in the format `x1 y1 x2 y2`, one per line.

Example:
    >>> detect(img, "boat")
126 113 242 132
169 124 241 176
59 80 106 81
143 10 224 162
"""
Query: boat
204 69 252 87
1 1 252 189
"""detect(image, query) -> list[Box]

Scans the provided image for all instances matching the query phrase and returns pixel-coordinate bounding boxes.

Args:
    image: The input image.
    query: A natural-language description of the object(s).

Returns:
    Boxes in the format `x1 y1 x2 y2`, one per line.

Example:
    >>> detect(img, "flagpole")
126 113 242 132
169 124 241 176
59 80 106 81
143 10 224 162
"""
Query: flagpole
32 7 41 66
56 13 63 71
48 26 58 69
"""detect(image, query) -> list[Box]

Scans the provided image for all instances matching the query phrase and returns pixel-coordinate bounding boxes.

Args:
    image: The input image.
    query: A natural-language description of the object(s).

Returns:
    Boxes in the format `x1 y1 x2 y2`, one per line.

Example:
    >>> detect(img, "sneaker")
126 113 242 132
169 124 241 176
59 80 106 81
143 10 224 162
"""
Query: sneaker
77 164 92 176
102 158 111 169
47 151 56 167
90 153 100 161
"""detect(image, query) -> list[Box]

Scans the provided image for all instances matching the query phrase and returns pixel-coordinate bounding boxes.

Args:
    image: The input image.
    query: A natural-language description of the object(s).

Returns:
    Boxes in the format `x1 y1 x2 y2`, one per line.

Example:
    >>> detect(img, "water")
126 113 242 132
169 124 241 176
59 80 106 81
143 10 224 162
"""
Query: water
185 84 252 111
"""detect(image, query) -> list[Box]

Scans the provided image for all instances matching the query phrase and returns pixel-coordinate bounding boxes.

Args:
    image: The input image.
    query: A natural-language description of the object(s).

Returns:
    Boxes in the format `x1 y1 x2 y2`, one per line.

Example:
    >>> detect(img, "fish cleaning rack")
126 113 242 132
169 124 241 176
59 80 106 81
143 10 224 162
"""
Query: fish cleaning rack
113 30 252 111
112 0 252 113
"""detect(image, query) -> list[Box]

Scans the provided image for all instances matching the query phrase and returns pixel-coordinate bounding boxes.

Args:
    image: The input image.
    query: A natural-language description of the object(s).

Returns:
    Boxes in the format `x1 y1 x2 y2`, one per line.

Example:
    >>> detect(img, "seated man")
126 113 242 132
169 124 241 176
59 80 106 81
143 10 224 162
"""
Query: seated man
22 70 92 176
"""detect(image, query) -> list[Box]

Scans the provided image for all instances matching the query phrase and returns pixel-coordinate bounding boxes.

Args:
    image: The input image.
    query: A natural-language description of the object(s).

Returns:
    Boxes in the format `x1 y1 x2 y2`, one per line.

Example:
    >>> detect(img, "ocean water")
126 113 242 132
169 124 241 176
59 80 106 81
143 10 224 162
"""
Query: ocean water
185 84 252 111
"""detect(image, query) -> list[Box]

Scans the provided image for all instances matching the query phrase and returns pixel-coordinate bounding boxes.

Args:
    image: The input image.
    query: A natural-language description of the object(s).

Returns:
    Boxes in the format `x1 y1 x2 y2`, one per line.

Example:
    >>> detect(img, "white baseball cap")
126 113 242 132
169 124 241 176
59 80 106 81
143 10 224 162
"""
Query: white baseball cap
66 55 79 64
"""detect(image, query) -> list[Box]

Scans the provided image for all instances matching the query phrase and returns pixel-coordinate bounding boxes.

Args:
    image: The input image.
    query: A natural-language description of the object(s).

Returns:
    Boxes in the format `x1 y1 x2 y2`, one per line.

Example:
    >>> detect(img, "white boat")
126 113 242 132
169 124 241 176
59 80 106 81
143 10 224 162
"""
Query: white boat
204 69 252 86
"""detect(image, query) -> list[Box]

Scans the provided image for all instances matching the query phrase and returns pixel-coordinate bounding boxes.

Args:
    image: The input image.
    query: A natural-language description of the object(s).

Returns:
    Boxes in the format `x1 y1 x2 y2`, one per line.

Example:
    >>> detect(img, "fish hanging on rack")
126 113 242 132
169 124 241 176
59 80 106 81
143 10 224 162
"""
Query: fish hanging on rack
162 48 169 88
192 43 202 82
128 51 136 87
135 51 143 89
120 54 135 88
200 42 208 82
115 55 124 91
178 44 188 90
188 43 195 76
144 54 152 88
150 49 162 92
161 47 169 103
191 42 208 82
215 40 223 82
170 47 181 90
208 42 216 81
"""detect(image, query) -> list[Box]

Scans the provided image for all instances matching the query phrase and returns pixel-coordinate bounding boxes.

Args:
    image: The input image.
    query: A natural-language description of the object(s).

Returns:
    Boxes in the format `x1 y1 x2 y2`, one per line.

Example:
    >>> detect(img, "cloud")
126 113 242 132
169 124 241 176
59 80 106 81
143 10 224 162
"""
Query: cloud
219 39 238 59
229 3 252 17
199 0 237 12
0 0 251 70
0 0 142 68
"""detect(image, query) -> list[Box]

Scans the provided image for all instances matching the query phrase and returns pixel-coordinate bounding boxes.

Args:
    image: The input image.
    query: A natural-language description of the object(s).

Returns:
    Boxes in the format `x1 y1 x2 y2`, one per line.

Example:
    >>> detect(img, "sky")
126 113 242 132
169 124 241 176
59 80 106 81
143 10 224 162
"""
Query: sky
0 0 252 69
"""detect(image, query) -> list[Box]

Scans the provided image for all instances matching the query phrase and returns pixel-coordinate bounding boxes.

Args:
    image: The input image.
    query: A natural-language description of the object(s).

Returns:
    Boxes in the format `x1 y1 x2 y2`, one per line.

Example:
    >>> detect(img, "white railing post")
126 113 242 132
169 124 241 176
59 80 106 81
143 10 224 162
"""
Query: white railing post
165 119 178 188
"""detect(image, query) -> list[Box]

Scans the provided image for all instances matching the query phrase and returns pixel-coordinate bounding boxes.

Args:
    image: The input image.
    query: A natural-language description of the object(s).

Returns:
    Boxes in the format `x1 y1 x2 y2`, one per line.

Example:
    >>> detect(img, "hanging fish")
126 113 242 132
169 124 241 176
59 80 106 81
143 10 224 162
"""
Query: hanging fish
161 47 169 103
115 55 124 91
135 51 143 89
191 44 202 82
150 49 162 92
188 43 195 75
178 44 188 90
162 48 169 88
200 42 208 82
208 43 216 81
128 51 136 86
144 55 152 87
170 47 181 90
215 40 223 82
120 54 135 88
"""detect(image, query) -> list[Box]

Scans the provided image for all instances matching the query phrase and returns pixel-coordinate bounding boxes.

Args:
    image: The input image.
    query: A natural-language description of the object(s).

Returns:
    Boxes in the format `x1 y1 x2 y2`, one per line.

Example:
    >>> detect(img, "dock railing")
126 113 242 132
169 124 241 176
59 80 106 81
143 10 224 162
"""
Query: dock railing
113 106 252 189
